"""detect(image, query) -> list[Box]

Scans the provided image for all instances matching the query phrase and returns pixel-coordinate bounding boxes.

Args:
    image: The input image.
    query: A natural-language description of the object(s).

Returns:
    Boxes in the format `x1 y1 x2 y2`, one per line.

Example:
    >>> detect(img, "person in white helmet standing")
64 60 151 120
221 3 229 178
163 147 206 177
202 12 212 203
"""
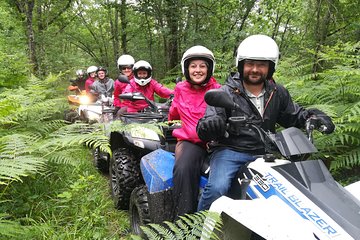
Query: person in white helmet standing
196 34 335 211
168 45 221 219
120 60 174 112
114 54 135 112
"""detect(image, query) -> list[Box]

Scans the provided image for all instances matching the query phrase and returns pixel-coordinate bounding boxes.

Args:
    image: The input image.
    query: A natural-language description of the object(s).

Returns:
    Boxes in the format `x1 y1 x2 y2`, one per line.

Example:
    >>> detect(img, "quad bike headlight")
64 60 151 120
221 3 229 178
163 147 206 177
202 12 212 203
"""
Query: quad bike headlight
130 127 160 141
79 95 91 104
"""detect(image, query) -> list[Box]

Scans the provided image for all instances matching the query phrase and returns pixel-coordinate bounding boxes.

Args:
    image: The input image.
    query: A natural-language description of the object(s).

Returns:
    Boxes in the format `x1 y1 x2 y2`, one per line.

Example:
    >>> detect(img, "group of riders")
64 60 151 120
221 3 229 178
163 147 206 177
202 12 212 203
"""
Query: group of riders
67 34 336 221
68 55 173 117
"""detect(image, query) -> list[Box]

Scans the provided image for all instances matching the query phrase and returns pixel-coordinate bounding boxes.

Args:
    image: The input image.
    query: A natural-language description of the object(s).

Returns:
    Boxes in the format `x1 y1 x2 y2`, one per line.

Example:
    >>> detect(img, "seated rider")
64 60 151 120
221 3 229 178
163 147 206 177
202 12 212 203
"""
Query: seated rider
114 54 136 112
68 69 87 92
168 45 221 219
120 60 174 113
196 34 335 211
85 66 98 93
89 66 115 103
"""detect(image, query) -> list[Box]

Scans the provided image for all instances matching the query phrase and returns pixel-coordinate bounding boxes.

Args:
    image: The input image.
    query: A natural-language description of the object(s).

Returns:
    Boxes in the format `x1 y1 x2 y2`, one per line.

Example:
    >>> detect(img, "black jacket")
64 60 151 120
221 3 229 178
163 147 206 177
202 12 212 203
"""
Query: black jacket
197 72 311 154
70 77 87 91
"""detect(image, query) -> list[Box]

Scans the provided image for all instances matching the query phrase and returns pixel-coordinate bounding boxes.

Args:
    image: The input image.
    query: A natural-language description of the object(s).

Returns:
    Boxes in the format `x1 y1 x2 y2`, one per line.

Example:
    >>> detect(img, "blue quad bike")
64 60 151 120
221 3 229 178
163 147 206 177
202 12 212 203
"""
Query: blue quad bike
108 78 177 210
129 89 360 239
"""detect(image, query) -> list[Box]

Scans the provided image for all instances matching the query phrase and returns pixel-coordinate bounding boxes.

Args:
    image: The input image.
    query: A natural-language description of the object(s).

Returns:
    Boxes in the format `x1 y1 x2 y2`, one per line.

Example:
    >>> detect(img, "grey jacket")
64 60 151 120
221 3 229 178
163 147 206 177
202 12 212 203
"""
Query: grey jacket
90 78 114 99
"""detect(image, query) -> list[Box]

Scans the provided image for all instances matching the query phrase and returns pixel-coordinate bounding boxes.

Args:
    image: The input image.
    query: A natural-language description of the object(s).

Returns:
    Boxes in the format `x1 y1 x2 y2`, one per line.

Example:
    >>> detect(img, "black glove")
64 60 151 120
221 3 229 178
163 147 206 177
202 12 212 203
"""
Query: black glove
308 108 335 134
197 116 226 141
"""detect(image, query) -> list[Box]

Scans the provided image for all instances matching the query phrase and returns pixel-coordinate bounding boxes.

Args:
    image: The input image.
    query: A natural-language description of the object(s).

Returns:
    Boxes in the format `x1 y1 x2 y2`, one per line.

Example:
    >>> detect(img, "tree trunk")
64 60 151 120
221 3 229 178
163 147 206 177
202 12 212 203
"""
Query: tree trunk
312 0 332 75
120 0 128 54
16 0 38 74
165 0 180 70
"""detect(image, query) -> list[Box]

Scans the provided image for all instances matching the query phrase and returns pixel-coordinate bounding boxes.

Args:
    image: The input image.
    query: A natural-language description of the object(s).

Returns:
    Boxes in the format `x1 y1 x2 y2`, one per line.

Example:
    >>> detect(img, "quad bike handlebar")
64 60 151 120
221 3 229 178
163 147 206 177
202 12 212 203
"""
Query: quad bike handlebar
204 89 321 161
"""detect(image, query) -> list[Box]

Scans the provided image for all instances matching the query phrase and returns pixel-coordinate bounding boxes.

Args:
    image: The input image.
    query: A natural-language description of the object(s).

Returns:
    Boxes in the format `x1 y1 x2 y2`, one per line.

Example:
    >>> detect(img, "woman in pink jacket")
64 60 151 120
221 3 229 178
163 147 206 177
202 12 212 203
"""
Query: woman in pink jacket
84 65 98 93
113 54 135 110
168 46 221 219
121 60 174 112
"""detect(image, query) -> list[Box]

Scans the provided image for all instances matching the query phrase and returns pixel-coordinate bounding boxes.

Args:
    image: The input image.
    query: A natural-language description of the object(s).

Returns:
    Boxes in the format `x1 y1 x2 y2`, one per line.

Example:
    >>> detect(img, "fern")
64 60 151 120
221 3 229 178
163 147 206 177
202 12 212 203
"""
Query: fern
140 211 222 240
0 214 29 238
277 41 360 171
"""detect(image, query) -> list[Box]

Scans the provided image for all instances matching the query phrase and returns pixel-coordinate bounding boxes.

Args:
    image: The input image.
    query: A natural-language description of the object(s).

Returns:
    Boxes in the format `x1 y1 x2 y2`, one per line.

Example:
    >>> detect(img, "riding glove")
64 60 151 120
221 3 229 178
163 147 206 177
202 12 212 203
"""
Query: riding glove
308 108 335 134
197 116 226 141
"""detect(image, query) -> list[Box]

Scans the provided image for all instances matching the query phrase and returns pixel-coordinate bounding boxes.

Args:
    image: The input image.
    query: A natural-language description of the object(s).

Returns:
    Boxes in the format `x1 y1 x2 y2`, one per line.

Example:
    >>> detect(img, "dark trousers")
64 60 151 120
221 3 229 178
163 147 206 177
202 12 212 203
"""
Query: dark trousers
172 140 207 219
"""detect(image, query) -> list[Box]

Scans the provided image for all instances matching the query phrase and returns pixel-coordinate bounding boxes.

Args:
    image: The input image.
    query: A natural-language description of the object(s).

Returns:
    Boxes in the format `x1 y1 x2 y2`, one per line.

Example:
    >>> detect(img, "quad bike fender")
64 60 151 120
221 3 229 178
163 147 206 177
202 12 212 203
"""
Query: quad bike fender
141 149 175 193
140 149 208 193
345 181 360 201
203 196 327 240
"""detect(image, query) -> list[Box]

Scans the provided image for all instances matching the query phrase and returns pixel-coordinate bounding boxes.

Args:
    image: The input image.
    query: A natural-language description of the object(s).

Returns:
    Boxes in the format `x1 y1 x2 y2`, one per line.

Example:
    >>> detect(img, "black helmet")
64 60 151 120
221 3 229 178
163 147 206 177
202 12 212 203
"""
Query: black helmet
96 66 108 76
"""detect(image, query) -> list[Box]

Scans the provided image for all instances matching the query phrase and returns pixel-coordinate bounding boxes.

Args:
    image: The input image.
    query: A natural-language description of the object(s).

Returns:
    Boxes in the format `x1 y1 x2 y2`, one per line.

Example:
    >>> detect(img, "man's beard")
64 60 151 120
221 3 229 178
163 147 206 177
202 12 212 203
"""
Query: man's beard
243 74 266 85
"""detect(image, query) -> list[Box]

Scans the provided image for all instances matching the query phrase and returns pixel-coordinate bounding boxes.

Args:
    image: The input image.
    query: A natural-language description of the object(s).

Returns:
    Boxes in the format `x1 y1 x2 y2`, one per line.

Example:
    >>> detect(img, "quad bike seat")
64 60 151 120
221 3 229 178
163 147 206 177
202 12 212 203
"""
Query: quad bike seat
141 149 208 193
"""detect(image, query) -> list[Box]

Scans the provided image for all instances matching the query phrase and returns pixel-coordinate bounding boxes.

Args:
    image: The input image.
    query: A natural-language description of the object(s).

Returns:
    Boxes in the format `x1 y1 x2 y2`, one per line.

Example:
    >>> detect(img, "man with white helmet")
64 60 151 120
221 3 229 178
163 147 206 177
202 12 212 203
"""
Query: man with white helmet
85 65 98 93
121 60 173 112
114 54 135 110
196 34 335 211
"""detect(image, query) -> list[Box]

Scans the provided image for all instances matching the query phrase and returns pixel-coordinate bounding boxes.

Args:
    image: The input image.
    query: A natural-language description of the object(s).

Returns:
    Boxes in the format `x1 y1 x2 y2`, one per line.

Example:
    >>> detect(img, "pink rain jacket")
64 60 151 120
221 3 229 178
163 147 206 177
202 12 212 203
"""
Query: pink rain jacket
85 77 96 93
113 73 134 107
122 78 174 112
168 77 221 145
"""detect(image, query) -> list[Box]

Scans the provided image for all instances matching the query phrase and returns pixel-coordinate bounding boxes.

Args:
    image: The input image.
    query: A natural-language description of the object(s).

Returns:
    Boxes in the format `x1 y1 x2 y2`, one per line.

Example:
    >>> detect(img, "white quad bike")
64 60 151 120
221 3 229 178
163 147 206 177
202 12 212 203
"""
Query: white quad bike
66 91 115 174
77 94 114 124
200 89 360 240
66 90 114 124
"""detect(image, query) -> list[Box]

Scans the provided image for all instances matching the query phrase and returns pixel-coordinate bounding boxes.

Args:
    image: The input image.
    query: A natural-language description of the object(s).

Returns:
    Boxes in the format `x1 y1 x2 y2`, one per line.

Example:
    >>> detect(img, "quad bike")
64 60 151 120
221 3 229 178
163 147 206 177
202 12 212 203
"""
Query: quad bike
65 88 113 124
64 89 88 123
129 89 360 239
108 84 177 210
66 90 115 174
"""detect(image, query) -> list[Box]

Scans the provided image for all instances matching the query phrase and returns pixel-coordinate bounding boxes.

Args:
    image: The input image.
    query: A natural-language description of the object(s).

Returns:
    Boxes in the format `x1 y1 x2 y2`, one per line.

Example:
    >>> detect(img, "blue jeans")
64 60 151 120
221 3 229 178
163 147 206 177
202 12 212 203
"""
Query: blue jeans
197 148 256 211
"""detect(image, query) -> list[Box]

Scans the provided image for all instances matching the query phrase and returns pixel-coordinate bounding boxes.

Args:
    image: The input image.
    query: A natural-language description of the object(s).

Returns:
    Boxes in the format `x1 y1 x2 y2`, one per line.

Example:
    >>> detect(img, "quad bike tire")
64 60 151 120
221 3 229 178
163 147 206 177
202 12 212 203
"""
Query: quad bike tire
130 185 151 236
93 147 109 174
110 148 141 210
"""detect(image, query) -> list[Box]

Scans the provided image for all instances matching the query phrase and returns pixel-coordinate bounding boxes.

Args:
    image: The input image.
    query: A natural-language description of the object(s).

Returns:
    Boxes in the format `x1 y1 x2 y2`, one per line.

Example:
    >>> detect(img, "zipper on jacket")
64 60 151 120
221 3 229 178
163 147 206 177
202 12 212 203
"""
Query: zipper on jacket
233 88 263 120
263 88 276 116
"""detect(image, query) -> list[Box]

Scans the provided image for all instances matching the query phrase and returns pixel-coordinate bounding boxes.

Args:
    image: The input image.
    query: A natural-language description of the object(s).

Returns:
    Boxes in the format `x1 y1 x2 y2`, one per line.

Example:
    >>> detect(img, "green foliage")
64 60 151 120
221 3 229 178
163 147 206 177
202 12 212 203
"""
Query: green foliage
0 1 28 89
277 41 360 171
0 213 31 238
0 150 130 239
140 211 222 240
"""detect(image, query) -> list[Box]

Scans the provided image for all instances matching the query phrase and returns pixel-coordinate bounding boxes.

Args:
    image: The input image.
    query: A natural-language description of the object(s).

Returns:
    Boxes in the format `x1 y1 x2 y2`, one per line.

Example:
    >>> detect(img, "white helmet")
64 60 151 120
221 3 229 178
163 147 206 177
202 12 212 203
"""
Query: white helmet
181 45 215 85
236 34 279 79
76 69 84 76
133 60 152 86
87 65 98 74
117 54 135 70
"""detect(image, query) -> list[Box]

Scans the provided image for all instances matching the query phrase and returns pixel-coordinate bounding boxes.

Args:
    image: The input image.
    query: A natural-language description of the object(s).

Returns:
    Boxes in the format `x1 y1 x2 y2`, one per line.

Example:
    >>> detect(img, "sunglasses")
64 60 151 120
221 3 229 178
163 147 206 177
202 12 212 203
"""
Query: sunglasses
121 66 132 70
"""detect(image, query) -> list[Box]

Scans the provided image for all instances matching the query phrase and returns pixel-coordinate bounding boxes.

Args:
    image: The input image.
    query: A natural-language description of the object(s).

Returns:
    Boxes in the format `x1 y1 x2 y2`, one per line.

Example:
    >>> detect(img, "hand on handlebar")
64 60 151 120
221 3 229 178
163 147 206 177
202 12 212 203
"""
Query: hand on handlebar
197 116 226 141
306 116 335 134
